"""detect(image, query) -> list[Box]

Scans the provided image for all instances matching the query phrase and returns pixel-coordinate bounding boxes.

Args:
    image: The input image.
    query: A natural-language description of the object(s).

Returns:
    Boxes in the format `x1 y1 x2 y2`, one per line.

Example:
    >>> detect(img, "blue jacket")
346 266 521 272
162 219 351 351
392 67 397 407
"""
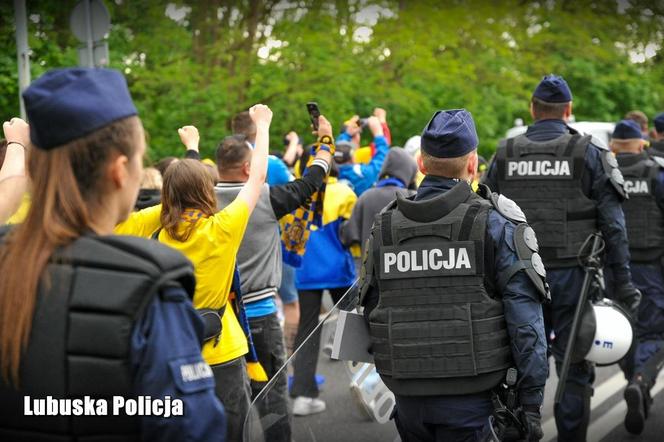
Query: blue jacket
131 287 226 441
363 176 548 413
484 119 632 285
338 135 389 196
295 178 357 290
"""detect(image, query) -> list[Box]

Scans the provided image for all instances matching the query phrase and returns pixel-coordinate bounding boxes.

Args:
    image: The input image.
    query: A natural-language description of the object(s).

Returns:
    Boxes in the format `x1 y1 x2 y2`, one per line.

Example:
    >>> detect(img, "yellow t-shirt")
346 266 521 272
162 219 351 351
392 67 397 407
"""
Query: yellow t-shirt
6 193 31 224
115 200 251 365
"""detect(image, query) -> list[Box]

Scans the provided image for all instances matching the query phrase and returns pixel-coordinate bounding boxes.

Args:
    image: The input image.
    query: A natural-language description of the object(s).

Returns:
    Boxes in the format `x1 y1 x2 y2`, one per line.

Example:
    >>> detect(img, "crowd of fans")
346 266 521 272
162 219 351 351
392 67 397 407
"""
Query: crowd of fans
2 67 664 442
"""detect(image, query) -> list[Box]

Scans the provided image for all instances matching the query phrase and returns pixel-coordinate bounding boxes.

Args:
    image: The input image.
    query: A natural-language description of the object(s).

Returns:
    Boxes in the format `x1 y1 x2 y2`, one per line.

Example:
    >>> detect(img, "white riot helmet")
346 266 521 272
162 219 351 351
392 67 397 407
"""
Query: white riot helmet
572 299 634 366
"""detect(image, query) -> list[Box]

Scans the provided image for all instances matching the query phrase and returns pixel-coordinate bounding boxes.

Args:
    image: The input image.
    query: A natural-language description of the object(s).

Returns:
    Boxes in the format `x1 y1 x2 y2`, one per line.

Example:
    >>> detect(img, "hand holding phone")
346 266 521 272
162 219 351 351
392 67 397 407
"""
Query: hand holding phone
307 102 321 131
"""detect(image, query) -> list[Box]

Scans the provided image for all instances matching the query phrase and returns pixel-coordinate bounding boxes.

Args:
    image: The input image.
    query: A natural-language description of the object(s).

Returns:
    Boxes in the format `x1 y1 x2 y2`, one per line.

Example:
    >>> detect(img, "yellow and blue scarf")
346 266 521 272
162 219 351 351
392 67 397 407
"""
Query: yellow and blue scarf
281 142 334 267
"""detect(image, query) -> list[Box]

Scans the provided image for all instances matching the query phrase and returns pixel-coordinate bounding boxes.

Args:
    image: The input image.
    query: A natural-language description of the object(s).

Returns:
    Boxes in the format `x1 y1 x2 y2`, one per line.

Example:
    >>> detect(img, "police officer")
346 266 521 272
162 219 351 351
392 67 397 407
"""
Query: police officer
0 68 225 440
360 109 549 441
609 119 664 434
648 113 664 158
483 75 641 441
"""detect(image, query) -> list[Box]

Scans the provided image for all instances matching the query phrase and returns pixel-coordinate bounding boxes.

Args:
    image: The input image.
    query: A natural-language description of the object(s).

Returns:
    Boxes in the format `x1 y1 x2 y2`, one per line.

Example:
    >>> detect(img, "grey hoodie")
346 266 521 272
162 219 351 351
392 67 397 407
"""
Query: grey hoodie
340 148 418 251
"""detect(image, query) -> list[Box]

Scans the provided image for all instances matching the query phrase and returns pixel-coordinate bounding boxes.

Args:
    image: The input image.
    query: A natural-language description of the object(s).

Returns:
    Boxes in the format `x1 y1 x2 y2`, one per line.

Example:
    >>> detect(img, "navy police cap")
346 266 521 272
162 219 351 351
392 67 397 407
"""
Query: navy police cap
22 68 138 150
612 119 643 140
654 113 664 133
421 109 478 158
533 74 572 103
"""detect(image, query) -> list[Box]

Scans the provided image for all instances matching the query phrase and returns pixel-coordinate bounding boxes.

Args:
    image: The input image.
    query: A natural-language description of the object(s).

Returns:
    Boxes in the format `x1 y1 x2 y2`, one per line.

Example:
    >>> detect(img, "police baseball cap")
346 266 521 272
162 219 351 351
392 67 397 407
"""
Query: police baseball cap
612 119 643 140
23 68 138 150
654 113 664 133
421 109 478 158
532 74 573 103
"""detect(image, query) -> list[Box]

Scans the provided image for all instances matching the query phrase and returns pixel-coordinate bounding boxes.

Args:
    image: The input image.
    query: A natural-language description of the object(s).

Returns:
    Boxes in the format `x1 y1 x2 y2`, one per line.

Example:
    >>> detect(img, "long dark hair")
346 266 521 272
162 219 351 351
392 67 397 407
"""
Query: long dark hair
160 159 217 242
0 116 141 385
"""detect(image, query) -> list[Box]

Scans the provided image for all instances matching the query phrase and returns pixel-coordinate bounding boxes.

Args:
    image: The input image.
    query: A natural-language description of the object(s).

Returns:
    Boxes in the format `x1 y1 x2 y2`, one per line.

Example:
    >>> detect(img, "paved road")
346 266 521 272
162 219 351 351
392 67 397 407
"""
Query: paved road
248 306 664 441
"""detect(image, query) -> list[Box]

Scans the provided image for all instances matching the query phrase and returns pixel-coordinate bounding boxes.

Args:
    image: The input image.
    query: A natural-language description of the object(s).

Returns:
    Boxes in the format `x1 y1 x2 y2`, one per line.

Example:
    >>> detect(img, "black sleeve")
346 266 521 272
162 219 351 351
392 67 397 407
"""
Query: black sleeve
270 165 326 219
184 149 201 160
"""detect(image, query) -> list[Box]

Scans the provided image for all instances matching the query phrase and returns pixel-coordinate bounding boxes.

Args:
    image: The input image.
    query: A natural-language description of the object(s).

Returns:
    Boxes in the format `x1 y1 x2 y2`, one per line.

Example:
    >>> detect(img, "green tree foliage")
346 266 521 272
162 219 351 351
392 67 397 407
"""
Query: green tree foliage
2 0 663 160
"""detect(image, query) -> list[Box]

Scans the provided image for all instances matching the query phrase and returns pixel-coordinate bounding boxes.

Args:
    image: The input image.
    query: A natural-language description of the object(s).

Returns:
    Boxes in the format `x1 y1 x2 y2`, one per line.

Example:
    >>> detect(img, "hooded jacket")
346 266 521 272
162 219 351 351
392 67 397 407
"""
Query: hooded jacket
341 148 418 251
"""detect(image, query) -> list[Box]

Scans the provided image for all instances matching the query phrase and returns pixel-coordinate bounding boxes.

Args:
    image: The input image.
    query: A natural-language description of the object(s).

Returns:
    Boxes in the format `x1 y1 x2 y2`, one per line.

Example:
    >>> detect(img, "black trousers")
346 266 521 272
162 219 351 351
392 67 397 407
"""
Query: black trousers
290 287 349 398
211 357 251 442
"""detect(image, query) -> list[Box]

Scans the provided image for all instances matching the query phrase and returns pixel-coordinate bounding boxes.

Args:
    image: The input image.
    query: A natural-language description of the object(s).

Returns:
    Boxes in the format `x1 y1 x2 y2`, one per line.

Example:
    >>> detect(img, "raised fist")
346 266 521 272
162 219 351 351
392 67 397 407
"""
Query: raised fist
249 104 273 127
367 116 383 137
178 125 199 151
2 118 30 147
373 107 387 123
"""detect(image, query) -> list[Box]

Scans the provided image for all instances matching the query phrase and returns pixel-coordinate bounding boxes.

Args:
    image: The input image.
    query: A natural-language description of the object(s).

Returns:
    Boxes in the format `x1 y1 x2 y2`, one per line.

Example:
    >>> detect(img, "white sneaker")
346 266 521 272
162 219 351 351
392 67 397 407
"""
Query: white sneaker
292 396 326 416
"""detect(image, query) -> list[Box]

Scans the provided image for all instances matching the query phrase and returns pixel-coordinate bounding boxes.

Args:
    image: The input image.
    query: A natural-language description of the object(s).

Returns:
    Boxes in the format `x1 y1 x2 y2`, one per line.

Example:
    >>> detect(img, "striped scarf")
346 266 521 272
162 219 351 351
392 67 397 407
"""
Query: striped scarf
281 142 334 267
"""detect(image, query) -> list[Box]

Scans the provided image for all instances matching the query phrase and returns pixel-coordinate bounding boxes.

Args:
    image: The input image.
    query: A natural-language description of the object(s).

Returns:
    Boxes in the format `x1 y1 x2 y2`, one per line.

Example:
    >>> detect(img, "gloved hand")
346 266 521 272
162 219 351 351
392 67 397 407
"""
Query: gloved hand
521 409 543 441
614 283 642 320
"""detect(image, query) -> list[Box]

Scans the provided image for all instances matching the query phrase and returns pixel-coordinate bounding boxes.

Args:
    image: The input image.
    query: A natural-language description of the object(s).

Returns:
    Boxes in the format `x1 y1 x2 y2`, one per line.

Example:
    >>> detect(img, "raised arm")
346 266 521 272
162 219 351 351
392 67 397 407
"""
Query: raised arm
178 125 201 160
269 115 333 219
236 104 272 212
0 119 29 224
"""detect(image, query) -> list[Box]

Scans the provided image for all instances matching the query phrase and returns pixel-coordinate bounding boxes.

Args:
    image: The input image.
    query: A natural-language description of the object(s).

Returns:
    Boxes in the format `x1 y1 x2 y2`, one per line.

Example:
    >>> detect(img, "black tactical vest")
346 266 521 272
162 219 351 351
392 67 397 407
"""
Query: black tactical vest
648 140 664 159
368 183 512 396
494 133 597 268
0 234 195 442
617 153 664 262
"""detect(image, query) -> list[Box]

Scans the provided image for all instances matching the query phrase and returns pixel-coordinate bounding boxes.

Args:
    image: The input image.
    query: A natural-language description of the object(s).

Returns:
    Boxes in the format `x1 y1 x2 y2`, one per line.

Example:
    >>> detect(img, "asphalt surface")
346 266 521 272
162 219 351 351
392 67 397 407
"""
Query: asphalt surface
247 305 664 442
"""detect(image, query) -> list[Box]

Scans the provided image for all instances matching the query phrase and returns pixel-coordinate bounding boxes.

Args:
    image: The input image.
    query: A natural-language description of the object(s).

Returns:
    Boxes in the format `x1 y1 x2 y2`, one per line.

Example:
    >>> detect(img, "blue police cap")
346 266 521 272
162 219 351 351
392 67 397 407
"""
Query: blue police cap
532 75 573 103
421 109 478 158
23 68 138 150
612 119 643 140
654 113 664 133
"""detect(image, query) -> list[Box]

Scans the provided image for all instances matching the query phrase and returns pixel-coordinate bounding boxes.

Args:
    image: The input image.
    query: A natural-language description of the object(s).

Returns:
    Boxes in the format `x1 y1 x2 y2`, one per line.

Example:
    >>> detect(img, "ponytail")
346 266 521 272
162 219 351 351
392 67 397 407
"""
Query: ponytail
0 116 140 385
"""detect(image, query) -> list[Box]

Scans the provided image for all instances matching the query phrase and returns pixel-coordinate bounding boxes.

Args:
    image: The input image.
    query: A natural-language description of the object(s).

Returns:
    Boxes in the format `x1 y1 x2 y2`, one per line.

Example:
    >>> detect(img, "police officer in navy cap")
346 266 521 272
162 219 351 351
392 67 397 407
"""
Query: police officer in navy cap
648 112 664 158
360 109 549 441
0 68 226 440
483 75 641 441
609 119 664 434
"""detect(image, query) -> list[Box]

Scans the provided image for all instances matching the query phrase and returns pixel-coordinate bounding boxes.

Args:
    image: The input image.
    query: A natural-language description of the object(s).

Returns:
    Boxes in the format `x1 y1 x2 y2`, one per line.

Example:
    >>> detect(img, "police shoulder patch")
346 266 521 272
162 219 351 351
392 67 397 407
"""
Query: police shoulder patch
169 355 215 394
590 136 609 151
490 193 527 223
509 223 550 302
600 151 627 199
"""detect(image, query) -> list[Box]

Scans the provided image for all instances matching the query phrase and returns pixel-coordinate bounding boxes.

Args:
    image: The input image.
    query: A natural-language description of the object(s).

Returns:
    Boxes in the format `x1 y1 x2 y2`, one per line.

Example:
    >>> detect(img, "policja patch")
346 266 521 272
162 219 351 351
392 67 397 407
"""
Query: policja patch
506 159 572 178
379 242 477 279
169 355 215 394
